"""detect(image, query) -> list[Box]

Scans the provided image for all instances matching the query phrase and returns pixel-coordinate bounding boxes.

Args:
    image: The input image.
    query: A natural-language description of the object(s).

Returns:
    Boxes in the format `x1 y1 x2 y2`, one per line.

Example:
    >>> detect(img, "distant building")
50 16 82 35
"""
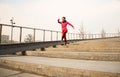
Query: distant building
1 35 9 43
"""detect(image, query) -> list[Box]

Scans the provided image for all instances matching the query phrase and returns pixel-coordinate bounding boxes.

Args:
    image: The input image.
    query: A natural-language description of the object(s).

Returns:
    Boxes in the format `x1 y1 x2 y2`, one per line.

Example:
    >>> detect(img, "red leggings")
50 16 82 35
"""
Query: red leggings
62 29 68 43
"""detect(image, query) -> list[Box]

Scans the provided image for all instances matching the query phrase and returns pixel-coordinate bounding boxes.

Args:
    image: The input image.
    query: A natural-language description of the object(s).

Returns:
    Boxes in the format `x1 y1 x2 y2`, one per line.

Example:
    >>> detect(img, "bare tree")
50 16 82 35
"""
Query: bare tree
79 21 85 39
24 34 34 43
101 28 106 38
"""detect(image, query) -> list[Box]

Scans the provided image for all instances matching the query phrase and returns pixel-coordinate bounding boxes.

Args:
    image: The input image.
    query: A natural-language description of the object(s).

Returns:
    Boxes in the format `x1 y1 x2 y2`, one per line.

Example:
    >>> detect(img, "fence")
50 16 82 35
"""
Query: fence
0 24 119 44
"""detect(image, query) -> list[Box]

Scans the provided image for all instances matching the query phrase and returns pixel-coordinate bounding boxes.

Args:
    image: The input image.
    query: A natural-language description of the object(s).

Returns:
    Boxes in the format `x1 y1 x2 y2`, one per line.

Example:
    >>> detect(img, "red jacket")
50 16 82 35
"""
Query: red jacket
58 19 74 32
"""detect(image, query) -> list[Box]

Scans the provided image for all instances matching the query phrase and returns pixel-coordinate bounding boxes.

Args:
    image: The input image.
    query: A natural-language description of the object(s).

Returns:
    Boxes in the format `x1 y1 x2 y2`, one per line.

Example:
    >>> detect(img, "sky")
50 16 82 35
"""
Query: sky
0 0 120 34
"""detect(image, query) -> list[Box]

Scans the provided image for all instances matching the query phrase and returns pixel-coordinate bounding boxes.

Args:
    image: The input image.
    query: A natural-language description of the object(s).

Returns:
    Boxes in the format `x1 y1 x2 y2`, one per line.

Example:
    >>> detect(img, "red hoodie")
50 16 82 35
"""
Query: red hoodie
58 19 74 32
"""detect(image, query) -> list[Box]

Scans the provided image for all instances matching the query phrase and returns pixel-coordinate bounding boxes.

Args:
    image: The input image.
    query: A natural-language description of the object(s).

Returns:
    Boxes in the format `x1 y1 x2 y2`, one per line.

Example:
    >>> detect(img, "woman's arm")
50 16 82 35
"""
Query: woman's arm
58 19 61 23
67 22 74 29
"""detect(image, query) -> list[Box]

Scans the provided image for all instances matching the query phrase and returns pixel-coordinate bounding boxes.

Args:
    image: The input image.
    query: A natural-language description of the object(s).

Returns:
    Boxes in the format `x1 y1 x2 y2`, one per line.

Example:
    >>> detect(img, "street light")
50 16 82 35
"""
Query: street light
10 17 15 43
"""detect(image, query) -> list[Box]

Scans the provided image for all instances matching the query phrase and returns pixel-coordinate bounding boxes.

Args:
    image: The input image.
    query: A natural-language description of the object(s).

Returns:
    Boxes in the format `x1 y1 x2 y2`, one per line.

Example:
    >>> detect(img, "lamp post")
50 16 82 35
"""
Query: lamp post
10 17 15 43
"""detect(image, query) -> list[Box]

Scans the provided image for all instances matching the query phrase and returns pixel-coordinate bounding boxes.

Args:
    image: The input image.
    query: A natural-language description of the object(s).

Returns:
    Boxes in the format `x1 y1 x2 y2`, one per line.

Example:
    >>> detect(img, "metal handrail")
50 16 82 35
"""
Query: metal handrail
0 23 120 44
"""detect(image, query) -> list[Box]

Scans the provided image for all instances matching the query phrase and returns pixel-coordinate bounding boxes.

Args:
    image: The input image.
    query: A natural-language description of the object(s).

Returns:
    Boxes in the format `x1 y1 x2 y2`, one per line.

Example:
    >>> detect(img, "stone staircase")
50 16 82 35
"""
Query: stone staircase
26 37 120 61
45 38 120 52
0 37 120 77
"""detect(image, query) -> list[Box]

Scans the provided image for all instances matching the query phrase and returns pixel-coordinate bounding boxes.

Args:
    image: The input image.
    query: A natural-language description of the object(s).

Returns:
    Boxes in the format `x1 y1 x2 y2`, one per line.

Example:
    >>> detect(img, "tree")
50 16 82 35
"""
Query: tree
24 34 33 43
78 21 85 39
101 28 106 38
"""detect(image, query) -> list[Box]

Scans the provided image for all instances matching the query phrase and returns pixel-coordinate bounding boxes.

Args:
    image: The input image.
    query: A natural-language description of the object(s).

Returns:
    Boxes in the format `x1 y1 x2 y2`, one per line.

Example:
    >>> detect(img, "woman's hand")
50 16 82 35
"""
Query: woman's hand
73 26 75 29
58 18 61 24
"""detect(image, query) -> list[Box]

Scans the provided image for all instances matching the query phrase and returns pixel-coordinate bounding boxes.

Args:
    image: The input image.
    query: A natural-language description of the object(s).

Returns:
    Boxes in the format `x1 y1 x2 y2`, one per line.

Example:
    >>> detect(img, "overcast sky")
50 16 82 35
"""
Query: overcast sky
0 0 120 33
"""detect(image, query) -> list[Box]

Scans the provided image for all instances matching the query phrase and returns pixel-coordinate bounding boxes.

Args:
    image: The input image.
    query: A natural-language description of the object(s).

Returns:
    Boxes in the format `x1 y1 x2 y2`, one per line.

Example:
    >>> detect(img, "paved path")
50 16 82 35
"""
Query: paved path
0 56 120 73
0 67 45 77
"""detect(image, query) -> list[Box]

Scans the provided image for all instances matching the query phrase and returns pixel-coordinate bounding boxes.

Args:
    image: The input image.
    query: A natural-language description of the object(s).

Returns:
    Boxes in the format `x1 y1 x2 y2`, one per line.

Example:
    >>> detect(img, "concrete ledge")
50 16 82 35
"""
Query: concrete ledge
0 57 120 77
26 51 120 61
0 66 44 77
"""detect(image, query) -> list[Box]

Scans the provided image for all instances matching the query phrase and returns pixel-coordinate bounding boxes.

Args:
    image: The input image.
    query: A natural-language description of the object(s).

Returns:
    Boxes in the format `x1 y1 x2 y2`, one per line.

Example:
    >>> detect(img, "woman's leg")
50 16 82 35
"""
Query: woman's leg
62 29 68 44
61 32 64 41
64 32 67 43
62 32 67 44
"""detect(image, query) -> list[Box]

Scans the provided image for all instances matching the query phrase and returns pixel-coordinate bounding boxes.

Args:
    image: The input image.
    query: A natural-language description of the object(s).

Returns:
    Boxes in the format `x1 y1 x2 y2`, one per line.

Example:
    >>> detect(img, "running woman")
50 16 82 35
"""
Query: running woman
58 17 74 45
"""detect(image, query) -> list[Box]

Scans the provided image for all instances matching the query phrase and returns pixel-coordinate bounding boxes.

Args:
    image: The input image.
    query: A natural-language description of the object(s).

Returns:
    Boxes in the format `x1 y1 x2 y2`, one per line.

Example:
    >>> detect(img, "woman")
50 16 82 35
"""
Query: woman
58 17 74 45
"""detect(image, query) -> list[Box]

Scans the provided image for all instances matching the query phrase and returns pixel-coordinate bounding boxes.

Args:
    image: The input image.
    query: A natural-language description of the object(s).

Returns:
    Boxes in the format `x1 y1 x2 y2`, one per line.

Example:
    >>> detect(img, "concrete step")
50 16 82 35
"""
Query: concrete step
25 51 120 61
0 56 120 77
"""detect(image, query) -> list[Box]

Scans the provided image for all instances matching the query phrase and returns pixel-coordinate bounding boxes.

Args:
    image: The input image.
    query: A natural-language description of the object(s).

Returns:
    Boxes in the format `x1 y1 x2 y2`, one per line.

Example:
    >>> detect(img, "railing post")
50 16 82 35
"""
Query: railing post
86 34 88 39
76 34 77 39
56 31 58 40
11 26 14 43
73 33 75 39
72 33 74 39
33 28 36 42
71 33 72 39
82 34 83 39
43 30 45 41
93 34 95 39
91 34 92 39
87 34 89 39
89 34 90 39
75 33 76 39
107 33 109 37
19 27 22 43
84 34 86 39
78 34 80 39
118 32 120 37
114 33 115 37
92 34 93 39
83 34 84 39
106 33 107 37
91 34 93 39
85 34 86 39
99 34 101 38
77 34 78 39
93 34 95 38
75 33 77 39
79 34 81 39
51 31 52 41
74 33 75 39
68 33 69 40
73 33 74 39
0 24 2 43
95 34 96 39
